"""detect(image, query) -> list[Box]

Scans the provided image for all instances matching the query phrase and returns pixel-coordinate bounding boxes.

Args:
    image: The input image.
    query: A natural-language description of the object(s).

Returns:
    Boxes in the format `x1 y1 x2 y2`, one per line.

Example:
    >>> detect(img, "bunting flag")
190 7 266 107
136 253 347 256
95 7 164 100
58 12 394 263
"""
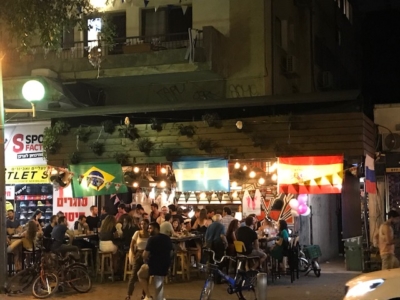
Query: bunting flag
70 163 127 197
181 5 188 14
278 155 343 194
144 0 149 7
365 154 377 194
173 158 230 192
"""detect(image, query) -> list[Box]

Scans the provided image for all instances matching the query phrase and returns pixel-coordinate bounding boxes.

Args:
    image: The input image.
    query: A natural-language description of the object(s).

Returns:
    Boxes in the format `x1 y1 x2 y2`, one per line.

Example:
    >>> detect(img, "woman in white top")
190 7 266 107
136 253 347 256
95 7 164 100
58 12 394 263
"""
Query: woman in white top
125 219 150 300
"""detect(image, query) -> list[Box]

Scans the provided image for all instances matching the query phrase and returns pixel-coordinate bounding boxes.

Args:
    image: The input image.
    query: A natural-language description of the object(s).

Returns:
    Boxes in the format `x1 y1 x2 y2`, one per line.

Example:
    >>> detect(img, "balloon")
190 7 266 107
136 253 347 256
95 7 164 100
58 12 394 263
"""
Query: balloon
289 199 299 210
297 203 308 215
291 209 299 217
298 194 308 204
301 206 311 216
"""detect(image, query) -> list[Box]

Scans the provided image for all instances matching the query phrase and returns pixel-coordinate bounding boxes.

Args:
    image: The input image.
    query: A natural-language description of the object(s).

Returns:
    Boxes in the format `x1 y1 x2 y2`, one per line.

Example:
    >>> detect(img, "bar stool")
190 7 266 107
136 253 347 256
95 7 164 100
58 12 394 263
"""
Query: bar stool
123 252 133 281
187 248 200 278
96 251 114 283
81 248 95 274
174 250 190 280
7 253 15 276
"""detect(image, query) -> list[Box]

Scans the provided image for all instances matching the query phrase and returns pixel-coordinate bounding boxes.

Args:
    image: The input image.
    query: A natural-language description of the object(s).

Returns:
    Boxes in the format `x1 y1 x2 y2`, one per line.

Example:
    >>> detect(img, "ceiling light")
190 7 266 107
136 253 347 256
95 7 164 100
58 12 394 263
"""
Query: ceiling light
232 181 238 187
243 165 248 171
133 182 139 188
234 162 240 169
249 171 256 178
258 177 265 185
200 192 206 199
161 167 167 174
271 174 277 181
160 181 167 188
133 167 140 173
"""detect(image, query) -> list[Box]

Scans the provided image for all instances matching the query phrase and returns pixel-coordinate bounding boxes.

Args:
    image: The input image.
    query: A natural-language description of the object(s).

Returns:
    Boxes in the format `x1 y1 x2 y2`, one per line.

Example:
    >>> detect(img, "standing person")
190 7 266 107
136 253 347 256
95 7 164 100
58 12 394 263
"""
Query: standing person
270 219 290 269
192 208 211 234
172 218 182 233
156 206 169 224
226 219 239 256
120 214 138 251
125 219 150 300
207 209 215 221
31 209 43 236
149 203 161 223
160 214 175 237
191 208 200 227
116 203 128 221
138 222 173 300
374 210 400 270
168 204 183 224
100 206 109 224
237 216 267 270
221 207 234 233
86 205 99 231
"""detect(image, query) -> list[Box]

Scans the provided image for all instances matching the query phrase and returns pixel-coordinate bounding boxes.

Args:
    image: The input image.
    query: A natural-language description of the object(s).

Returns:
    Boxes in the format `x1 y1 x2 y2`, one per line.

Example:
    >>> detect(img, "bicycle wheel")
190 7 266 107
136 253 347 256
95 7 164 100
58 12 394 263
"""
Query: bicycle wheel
66 266 92 293
4 269 36 294
238 270 258 300
312 261 321 277
298 258 309 272
199 278 214 300
32 273 59 299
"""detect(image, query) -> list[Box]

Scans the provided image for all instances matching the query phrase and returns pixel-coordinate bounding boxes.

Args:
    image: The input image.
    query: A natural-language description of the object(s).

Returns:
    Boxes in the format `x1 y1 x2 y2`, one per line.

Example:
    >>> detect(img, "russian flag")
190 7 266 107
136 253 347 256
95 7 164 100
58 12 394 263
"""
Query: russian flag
173 158 230 192
365 154 377 194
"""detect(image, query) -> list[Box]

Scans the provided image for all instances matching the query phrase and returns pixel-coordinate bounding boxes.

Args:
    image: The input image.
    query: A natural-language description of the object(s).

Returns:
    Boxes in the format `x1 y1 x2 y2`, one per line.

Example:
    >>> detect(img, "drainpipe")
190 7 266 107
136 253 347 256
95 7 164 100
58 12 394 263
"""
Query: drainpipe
309 0 317 92
270 0 275 96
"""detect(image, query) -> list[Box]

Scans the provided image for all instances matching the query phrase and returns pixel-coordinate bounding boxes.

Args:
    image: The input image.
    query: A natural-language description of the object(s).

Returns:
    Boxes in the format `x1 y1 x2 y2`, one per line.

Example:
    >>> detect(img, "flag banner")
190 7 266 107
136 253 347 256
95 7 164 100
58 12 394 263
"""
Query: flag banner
243 189 261 216
173 158 230 192
70 163 127 197
278 155 343 194
365 154 377 194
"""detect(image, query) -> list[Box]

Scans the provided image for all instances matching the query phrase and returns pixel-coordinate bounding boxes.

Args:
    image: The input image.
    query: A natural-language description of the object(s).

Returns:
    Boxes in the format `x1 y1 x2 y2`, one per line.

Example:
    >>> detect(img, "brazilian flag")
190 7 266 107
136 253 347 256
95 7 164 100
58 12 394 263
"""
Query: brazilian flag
70 162 127 197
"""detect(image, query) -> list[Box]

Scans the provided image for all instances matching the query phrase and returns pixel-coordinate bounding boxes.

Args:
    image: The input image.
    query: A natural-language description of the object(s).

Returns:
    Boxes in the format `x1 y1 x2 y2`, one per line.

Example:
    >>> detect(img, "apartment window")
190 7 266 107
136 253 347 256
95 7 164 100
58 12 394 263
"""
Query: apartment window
62 26 75 48
275 17 282 47
141 6 192 37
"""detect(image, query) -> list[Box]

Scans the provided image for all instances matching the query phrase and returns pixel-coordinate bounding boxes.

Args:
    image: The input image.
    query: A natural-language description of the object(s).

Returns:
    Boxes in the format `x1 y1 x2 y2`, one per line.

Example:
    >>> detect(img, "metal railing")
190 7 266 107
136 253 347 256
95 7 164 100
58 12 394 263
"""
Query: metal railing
6 31 204 62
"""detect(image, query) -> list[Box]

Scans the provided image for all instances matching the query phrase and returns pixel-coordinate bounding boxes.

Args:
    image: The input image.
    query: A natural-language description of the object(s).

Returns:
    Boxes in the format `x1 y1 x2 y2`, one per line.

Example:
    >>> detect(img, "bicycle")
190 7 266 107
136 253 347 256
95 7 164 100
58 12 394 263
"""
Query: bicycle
199 249 258 300
298 245 321 277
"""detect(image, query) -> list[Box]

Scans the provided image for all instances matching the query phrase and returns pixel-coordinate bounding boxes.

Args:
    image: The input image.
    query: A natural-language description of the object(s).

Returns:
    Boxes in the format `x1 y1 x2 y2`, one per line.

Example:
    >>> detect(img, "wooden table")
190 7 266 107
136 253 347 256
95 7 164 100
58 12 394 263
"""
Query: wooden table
171 234 203 243
74 234 98 240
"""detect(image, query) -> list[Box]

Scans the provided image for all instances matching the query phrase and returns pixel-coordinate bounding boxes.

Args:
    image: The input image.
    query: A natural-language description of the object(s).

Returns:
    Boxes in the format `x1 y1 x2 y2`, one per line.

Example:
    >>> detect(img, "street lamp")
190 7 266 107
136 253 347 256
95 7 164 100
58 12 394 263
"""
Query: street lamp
4 79 45 117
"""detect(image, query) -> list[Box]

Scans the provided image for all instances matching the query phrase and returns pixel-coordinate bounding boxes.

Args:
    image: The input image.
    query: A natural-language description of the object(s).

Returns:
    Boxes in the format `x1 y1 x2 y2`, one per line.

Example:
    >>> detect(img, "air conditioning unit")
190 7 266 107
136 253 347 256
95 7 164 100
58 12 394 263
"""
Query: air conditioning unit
382 133 400 152
286 55 298 74
321 71 334 88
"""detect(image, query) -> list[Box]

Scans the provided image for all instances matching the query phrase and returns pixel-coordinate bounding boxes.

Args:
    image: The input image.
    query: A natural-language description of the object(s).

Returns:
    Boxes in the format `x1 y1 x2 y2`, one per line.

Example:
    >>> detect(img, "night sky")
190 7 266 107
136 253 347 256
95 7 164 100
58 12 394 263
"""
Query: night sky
362 9 400 104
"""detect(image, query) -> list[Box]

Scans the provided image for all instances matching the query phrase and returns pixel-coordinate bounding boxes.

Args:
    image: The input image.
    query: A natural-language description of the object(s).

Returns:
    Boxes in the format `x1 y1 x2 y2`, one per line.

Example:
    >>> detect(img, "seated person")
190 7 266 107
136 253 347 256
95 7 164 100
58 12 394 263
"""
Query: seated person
74 215 89 233
237 216 267 270
43 215 58 238
51 216 80 260
99 215 118 254
6 209 21 235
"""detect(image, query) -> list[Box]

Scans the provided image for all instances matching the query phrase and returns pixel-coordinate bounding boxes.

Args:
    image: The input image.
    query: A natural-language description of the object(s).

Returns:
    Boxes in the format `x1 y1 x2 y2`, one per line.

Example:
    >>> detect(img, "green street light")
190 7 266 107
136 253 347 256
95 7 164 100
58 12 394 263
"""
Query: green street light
5 79 45 117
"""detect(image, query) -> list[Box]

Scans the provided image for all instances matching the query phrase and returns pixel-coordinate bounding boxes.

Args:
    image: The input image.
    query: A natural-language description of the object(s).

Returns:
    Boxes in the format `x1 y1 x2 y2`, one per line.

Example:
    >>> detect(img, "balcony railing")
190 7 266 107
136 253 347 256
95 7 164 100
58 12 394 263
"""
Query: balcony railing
6 31 204 62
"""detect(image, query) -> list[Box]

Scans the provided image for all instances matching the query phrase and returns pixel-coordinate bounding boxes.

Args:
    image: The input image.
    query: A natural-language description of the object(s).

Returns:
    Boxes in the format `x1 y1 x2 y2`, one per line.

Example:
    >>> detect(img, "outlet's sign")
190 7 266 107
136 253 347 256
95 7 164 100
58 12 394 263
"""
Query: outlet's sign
4 122 49 166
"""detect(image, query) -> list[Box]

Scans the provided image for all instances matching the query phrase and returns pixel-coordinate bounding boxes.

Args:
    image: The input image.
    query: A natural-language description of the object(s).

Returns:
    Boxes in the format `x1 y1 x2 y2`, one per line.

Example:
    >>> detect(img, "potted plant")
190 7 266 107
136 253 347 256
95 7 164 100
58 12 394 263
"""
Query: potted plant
74 126 92 142
162 148 183 161
113 152 131 165
202 113 222 128
119 123 139 140
177 124 196 138
52 120 71 135
43 127 60 158
197 138 218 154
69 151 81 164
137 138 154 155
150 118 163 132
101 120 116 134
90 141 105 156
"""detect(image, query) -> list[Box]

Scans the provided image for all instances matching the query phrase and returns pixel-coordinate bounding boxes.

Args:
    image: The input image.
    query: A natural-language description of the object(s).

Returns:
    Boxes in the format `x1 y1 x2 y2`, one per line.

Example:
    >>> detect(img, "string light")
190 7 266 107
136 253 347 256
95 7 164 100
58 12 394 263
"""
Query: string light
132 182 139 188
133 166 140 173
231 181 238 187
200 192 206 199
270 162 277 172
160 181 167 188
249 171 256 178
271 174 277 181
258 177 265 185
243 165 248 171
161 167 167 174
234 162 240 169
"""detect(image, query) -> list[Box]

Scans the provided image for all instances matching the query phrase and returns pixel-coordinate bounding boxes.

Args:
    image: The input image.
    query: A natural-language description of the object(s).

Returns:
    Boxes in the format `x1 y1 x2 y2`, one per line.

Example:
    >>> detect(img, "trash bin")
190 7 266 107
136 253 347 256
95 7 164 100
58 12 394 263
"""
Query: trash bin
344 237 363 271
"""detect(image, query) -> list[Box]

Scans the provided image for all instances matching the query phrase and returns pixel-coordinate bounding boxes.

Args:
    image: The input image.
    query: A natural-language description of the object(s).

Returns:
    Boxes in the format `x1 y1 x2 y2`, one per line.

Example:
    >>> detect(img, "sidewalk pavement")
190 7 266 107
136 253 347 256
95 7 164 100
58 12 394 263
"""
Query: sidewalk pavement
2 258 361 300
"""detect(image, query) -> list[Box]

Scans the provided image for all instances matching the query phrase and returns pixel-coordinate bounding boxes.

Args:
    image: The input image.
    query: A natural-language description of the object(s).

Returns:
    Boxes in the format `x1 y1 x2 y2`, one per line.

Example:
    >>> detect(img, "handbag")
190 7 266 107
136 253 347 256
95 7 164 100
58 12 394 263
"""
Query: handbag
276 238 283 246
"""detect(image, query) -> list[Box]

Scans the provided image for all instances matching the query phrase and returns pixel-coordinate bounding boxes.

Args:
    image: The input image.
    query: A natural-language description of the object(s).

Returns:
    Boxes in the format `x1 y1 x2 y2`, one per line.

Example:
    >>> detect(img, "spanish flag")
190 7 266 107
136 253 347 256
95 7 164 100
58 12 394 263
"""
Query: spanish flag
278 156 343 194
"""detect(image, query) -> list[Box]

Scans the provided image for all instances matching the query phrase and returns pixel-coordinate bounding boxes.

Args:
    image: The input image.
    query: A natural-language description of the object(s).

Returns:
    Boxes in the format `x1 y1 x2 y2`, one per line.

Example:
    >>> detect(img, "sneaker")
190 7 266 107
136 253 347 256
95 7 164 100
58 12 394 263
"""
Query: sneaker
28 201 35 207
20 214 26 220
28 209 34 213
20 208 27 214
45 201 52 206
20 202 26 207
37 201 44 206
45 216 50 220
45 208 52 213
47 195 53 199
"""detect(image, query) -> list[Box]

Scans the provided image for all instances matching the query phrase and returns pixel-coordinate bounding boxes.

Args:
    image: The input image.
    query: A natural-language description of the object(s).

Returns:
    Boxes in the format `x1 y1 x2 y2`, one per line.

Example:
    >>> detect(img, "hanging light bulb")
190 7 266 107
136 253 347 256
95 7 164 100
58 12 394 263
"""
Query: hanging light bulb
270 162 277 172
249 171 256 178
200 192 206 199
271 174 277 181
233 191 238 198
161 167 167 174
132 182 139 188
160 181 167 188
133 166 140 173
243 165 248 171
231 181 238 188
234 162 240 169
258 177 265 185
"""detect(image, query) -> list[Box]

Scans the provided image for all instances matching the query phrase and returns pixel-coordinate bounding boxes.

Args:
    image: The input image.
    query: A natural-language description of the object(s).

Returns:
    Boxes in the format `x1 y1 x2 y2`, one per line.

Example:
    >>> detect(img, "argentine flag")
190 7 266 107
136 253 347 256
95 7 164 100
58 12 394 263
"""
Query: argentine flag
173 158 230 192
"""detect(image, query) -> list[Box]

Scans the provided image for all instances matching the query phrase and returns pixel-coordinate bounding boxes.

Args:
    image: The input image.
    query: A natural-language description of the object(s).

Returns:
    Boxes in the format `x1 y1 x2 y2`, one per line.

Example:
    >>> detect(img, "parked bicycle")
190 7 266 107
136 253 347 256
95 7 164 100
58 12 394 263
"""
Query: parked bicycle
298 244 321 277
200 248 258 300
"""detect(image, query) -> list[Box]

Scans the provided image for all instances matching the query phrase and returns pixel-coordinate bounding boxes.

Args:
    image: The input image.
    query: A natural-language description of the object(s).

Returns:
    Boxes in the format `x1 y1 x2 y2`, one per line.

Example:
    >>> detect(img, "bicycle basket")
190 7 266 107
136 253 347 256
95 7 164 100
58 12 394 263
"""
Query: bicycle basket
303 245 322 259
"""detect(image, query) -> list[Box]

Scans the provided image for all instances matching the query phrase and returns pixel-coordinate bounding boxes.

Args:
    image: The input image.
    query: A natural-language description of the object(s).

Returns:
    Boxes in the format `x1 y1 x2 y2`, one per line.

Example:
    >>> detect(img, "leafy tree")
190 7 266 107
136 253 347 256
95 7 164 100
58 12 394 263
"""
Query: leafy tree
0 0 114 51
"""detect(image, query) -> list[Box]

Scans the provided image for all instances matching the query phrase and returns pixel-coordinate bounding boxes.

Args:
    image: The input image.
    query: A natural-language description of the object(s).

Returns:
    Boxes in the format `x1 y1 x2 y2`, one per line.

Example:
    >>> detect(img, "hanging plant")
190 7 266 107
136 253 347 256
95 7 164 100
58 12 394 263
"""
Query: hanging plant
137 138 154 155
90 141 105 156
223 147 238 159
251 132 268 148
162 148 183 161
113 152 131 165
43 127 60 159
119 123 139 140
150 118 163 132
202 113 222 128
74 126 92 143
177 124 196 138
101 120 116 134
197 138 218 154
69 151 81 165
52 120 71 135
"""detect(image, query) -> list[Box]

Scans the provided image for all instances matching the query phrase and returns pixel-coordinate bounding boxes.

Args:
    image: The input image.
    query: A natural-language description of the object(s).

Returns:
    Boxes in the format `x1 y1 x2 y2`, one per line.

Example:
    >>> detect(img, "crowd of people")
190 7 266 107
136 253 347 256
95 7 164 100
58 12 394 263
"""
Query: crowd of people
6 203 290 300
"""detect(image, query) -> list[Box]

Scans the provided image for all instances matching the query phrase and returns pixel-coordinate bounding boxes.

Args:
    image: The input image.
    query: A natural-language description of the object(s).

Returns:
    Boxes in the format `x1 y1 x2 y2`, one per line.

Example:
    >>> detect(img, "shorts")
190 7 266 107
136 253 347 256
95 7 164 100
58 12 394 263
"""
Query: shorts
250 249 267 260
381 253 400 270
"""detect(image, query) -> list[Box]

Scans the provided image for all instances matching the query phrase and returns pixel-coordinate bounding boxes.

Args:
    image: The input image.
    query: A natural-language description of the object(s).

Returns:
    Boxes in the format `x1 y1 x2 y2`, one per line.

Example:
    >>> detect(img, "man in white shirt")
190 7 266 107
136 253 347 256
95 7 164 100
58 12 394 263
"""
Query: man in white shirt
221 207 235 233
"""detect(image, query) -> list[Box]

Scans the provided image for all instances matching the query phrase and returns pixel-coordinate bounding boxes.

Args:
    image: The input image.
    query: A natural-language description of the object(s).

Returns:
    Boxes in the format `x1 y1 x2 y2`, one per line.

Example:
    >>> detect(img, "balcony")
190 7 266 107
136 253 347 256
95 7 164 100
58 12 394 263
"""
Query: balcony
3 27 224 81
